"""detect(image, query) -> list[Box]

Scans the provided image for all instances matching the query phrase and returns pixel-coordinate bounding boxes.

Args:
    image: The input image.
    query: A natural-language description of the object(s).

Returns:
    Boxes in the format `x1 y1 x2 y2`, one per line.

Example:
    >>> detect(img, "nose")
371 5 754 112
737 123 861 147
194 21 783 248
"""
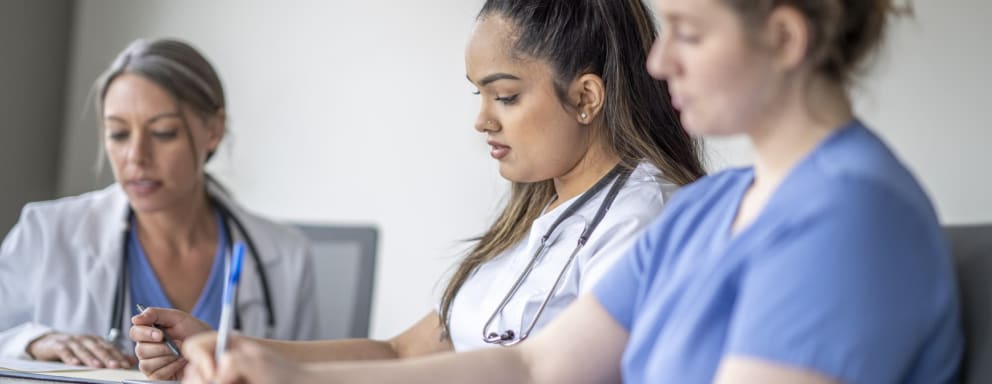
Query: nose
474 113 499 133
125 132 151 165
646 33 677 80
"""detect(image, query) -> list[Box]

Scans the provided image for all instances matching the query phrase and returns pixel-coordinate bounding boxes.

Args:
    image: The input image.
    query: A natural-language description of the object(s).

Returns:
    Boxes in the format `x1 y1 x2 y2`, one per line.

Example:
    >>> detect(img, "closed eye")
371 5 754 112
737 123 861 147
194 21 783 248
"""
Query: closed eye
495 95 518 105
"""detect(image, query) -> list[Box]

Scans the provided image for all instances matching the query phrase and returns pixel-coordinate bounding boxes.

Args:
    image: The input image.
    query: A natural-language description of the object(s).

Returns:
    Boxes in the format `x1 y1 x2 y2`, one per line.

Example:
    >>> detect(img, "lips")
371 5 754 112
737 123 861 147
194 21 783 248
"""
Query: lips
124 179 162 196
487 139 510 160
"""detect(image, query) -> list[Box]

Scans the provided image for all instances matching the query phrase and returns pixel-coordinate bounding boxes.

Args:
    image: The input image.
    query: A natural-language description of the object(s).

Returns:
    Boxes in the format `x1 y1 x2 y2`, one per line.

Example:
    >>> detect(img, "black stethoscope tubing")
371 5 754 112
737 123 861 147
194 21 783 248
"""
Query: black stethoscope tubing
105 196 275 346
482 163 633 345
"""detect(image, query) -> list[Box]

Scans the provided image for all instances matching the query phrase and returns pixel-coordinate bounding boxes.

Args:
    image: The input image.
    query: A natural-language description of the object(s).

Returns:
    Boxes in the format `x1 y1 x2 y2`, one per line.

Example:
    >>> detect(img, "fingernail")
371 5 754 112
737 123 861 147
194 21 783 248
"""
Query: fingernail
151 330 161 340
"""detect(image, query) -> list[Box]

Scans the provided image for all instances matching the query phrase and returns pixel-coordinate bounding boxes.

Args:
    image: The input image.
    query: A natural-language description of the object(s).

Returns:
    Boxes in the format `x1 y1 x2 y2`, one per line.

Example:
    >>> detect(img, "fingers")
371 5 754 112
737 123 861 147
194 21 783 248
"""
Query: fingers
54 343 81 366
135 340 176 360
215 351 244 384
181 332 218 380
130 324 164 343
131 307 183 327
65 338 103 368
27 333 132 369
140 355 187 380
79 337 131 369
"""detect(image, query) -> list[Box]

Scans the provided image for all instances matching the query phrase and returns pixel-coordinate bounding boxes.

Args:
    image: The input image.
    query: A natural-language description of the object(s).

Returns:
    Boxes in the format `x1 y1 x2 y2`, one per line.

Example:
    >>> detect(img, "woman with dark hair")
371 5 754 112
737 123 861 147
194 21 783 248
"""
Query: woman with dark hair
0 38 317 370
182 0 962 383
146 0 704 380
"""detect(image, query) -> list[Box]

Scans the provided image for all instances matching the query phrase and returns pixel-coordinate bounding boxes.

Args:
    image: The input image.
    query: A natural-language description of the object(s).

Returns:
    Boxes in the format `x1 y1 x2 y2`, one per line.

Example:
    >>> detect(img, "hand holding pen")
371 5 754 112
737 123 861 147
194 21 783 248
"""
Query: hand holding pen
130 306 212 380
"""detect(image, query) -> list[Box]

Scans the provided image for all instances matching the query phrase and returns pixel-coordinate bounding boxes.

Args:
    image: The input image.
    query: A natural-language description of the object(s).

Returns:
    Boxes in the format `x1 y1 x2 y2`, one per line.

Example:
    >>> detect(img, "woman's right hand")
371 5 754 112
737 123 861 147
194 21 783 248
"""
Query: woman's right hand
130 307 212 380
26 332 133 369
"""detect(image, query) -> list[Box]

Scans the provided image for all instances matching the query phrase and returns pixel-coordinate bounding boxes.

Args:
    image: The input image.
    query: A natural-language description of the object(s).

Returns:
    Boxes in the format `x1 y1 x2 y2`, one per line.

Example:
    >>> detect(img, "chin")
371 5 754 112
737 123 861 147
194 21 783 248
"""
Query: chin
497 164 541 184
125 195 174 214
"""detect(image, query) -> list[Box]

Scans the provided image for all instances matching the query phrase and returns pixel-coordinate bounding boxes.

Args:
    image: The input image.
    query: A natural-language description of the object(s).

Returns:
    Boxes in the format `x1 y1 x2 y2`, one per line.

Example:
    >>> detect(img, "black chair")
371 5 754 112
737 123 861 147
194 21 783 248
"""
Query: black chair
945 224 992 384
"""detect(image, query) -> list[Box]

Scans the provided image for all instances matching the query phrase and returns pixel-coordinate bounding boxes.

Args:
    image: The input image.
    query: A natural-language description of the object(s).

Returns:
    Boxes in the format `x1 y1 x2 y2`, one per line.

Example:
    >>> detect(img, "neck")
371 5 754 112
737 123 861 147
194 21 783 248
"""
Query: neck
549 142 621 211
133 190 217 257
749 77 853 190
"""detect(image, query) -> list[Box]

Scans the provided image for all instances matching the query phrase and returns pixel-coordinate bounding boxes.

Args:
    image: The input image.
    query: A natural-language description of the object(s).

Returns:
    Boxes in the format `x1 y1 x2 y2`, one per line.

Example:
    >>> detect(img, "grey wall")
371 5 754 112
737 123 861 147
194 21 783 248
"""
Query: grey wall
0 0 73 235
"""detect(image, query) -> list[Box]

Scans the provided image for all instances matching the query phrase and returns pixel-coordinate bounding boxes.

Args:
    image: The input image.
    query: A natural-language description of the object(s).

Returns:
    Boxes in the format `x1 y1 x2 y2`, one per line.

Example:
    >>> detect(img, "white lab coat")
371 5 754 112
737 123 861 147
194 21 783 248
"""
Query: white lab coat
448 163 678 351
0 182 317 359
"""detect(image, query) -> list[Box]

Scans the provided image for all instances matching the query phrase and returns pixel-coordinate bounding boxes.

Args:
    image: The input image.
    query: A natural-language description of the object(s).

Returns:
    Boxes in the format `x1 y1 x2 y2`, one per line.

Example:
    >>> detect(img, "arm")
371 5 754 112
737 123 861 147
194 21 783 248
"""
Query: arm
0 205 131 368
0 207 48 359
165 310 452 380
262 311 452 362
184 295 628 384
714 358 840 384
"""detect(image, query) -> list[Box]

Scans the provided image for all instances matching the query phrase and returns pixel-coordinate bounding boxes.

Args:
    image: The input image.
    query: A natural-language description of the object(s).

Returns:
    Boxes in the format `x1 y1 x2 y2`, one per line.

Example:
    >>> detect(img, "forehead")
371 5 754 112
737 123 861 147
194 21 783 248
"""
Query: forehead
465 16 552 83
655 0 725 20
103 73 177 115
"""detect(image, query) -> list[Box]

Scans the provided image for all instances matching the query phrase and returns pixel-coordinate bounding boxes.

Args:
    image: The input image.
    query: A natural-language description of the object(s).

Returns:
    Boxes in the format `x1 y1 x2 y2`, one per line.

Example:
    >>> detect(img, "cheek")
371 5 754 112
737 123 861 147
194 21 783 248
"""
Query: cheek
104 142 128 174
683 48 769 135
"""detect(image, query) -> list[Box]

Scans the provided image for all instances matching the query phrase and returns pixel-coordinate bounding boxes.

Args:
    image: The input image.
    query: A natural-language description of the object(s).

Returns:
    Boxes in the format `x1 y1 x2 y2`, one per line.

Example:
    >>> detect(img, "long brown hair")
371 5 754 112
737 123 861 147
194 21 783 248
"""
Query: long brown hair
439 0 706 336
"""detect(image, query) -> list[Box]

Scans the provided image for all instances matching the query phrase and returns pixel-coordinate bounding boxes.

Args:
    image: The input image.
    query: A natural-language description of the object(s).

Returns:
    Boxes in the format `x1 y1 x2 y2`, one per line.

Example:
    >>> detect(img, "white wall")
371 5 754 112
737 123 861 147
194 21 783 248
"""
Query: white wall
696 1 992 225
59 0 991 338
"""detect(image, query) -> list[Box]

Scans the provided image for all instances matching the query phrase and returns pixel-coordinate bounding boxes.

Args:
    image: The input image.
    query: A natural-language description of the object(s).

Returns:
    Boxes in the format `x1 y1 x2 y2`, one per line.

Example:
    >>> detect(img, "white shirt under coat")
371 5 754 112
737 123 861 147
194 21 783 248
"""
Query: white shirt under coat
448 163 677 351
0 182 318 359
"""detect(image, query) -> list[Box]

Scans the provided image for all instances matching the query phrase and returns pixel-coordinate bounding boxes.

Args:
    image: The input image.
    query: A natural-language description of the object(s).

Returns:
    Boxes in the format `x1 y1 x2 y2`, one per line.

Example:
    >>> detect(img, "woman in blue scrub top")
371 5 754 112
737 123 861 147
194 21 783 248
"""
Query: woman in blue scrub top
179 0 963 383
0 39 316 369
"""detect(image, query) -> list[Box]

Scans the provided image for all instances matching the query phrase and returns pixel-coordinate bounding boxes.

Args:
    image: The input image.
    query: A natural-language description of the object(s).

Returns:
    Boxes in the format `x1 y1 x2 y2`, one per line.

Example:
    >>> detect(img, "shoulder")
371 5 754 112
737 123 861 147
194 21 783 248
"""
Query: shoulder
663 166 752 216
16 185 126 233
788 121 940 232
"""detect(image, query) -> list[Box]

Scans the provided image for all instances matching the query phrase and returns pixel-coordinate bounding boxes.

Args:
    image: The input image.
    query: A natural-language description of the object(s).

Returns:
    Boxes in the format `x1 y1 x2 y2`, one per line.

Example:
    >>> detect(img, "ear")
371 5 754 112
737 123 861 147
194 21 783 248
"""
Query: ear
568 73 606 125
205 108 226 154
763 6 810 72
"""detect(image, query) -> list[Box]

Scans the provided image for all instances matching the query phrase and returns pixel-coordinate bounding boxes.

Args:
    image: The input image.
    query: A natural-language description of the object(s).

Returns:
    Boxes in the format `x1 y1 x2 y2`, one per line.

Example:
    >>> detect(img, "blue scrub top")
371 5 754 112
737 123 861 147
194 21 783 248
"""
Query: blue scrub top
594 120 962 383
128 209 227 329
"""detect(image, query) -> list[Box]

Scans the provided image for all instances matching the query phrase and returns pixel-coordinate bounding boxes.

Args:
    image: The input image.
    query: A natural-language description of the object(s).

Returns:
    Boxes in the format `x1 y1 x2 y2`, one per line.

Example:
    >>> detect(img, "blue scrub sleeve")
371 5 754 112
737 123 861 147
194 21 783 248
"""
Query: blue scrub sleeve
725 182 958 384
593 218 661 330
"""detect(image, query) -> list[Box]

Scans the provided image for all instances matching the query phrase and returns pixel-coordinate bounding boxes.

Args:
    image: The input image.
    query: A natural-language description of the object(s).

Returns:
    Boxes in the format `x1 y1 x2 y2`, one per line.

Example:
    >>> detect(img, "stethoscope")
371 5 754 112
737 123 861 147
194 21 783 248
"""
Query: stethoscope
482 164 633 346
104 195 276 348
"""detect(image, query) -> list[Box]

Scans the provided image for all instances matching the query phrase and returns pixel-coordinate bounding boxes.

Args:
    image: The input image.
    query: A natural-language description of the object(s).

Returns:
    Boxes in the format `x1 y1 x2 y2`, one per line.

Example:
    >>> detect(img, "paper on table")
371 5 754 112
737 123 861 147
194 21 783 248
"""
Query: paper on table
0 357 162 382
0 358 91 372
44 368 150 381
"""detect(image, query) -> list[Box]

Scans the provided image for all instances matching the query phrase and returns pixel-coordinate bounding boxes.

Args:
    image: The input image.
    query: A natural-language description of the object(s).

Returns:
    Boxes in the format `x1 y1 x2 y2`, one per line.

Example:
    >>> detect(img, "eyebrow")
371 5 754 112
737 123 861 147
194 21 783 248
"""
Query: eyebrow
467 73 522 87
104 112 183 126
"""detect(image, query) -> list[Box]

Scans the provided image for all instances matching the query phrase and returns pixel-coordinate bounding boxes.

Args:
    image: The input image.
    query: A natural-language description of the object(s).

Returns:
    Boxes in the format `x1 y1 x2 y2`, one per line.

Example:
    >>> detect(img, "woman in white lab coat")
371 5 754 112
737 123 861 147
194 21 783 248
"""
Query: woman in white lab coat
0 38 316 368
133 0 706 380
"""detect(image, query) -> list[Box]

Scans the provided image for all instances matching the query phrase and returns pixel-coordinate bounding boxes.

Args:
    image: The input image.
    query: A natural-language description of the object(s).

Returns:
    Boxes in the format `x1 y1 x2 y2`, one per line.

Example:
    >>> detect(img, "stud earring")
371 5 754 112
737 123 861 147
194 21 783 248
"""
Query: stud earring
580 112 588 120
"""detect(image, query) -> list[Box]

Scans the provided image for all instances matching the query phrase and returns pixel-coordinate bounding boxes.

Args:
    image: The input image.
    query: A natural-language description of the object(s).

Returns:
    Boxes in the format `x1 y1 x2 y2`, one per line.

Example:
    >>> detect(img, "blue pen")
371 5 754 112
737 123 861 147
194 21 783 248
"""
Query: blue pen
215 242 245 363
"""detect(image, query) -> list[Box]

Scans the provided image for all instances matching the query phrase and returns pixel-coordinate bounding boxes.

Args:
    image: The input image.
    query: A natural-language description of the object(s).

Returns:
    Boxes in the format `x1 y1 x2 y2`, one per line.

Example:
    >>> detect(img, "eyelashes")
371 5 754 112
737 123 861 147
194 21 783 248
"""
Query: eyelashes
495 95 519 105
471 90 519 105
